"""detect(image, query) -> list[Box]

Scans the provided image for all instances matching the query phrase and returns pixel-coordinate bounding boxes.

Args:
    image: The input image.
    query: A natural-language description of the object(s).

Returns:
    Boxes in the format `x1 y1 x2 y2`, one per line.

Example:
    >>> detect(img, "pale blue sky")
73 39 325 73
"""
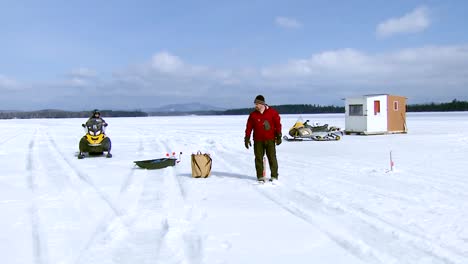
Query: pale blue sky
1 0 467 110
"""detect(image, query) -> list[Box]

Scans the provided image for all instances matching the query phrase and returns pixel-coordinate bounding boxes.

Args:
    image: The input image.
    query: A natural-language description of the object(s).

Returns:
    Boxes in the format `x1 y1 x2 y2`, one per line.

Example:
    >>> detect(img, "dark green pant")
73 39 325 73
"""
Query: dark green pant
253 140 278 180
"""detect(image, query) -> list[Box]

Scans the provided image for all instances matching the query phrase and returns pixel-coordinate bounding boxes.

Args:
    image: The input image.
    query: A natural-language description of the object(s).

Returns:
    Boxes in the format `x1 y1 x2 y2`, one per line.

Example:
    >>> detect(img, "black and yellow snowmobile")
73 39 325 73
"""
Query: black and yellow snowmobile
78 119 112 159
283 118 343 141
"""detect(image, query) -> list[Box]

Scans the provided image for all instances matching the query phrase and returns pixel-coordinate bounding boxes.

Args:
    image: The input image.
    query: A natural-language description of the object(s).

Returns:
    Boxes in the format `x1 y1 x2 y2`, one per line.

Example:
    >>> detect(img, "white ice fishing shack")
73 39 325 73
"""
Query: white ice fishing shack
345 94 407 135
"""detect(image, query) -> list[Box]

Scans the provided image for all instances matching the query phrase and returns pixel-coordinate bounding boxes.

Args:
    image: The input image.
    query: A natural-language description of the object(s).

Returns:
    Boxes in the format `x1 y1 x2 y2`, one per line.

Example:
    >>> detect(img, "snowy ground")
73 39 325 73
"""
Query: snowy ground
1 112 467 264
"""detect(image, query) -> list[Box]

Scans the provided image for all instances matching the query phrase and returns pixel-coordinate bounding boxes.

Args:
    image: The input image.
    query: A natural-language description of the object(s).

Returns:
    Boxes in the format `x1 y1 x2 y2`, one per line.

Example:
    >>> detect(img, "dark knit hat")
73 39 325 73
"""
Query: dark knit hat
254 95 265 105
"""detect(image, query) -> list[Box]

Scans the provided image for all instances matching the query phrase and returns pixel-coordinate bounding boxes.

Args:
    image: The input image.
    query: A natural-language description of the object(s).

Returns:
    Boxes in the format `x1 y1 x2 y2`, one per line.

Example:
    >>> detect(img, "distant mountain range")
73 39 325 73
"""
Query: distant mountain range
144 103 226 113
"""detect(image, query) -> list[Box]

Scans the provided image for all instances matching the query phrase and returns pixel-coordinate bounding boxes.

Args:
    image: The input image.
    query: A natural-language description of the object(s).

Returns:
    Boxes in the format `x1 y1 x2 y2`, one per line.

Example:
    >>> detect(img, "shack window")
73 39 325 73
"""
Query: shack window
349 104 363 116
393 101 399 111
374 100 380 115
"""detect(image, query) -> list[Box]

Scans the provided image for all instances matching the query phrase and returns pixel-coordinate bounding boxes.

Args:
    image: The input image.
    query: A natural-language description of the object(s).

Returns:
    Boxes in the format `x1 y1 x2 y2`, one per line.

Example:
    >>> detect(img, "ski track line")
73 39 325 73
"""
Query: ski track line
161 138 187 201
74 167 166 264
283 156 468 260
73 132 154 264
120 135 144 194
159 137 205 264
285 141 468 193
295 184 468 260
41 130 138 264
46 134 125 221
42 132 77 190
285 155 467 205
131 148 171 264
106 137 190 264
398 169 468 200
220 152 464 263
259 184 465 264
341 157 468 200
283 155 467 262
117 129 154 204
162 134 208 264
283 157 424 205
76 136 202 264
0 130 25 146
149 133 207 264
26 130 49 264
280 153 430 204
151 168 189 264
260 187 389 264
214 152 388 263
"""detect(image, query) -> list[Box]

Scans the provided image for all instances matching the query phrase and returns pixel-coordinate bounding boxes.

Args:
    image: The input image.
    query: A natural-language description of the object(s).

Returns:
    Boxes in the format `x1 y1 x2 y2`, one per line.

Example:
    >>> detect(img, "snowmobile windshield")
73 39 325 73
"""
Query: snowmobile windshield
291 116 308 129
295 116 305 123
85 119 104 136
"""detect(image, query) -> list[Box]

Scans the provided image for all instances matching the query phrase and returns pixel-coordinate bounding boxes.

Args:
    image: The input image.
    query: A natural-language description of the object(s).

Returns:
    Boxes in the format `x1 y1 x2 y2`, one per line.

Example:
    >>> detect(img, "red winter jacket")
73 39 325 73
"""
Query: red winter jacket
245 105 282 141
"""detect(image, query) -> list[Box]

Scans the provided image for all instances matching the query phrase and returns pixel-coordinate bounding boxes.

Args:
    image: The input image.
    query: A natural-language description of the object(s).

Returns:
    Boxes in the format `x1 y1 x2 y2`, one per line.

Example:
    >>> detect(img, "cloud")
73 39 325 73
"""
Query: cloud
0 75 20 91
63 68 99 88
260 45 468 101
150 52 185 73
377 6 430 38
261 46 468 81
109 47 468 106
275 16 302 29
3 46 468 110
110 51 247 101
69 67 97 79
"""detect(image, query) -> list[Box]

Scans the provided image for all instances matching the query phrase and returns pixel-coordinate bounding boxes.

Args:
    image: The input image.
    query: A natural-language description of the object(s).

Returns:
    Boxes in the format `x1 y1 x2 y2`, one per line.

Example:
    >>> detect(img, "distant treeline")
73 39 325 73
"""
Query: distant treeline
225 100 468 115
406 99 468 112
1 100 468 119
220 104 345 115
0 110 148 119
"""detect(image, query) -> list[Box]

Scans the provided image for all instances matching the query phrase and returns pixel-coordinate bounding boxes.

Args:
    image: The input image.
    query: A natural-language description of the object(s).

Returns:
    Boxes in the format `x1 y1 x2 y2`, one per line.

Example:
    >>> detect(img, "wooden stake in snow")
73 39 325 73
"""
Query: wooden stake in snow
390 151 394 171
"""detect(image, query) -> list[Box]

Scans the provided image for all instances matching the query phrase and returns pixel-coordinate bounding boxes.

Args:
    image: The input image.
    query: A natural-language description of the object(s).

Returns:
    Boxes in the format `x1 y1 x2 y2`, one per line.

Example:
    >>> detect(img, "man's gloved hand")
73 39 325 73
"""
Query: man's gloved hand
275 134 282 146
244 137 252 149
103 123 108 127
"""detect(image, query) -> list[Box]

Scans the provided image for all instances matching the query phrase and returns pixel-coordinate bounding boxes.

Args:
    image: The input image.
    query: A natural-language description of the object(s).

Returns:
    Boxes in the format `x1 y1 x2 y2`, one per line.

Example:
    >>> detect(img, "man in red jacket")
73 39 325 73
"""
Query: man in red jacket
245 95 282 183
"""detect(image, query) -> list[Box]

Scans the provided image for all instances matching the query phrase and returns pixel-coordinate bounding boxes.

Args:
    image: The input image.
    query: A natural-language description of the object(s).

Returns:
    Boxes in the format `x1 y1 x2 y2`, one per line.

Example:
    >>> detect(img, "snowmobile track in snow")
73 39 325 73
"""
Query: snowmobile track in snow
26 130 49 264
161 138 187 200
0 131 26 146
76 136 204 264
219 154 466 263
45 133 124 219
119 135 144 194
296 184 468 259
73 133 154 263
257 184 466 264
280 151 468 262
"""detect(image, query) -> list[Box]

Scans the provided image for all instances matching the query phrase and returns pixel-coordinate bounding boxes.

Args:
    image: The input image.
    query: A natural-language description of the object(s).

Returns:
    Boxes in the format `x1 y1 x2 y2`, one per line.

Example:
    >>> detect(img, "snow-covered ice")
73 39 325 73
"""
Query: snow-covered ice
1 112 467 264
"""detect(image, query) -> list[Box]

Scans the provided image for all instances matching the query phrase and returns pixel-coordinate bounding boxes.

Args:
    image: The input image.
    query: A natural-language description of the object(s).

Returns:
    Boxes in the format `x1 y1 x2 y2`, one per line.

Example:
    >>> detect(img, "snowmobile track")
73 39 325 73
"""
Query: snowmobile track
281 153 468 261
161 139 187 200
26 131 49 264
76 137 204 264
46 134 123 219
257 184 466 264
73 135 159 263
228 145 463 263
119 136 144 194
296 184 468 259
0 131 25 146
